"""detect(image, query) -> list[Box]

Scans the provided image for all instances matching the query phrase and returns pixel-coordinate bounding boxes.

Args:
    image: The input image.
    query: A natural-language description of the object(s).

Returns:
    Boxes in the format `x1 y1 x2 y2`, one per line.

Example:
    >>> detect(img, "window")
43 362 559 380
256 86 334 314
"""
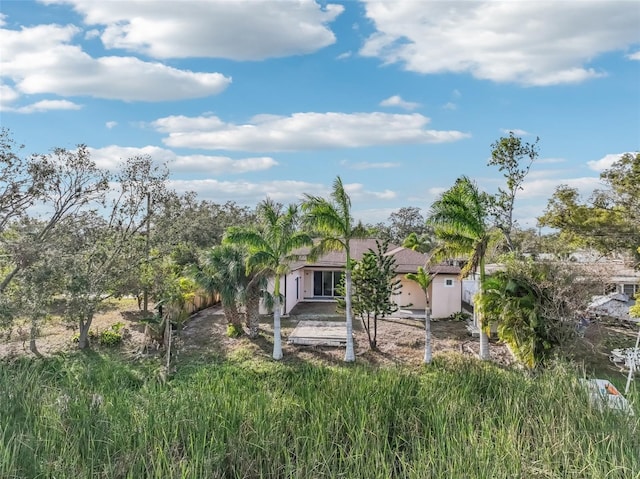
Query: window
313 271 344 297
444 278 454 288
622 284 638 297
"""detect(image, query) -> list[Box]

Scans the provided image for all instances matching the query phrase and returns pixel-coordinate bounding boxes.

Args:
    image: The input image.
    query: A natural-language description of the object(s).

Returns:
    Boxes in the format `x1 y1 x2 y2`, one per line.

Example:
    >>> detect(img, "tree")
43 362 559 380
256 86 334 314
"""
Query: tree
225 199 312 359
14 249 64 357
478 259 588 369
302 176 362 362
405 266 435 364
539 152 640 260
0 140 109 293
387 207 428 244
488 132 539 252
341 240 401 350
58 155 168 349
427 176 497 360
402 230 436 254
192 244 246 332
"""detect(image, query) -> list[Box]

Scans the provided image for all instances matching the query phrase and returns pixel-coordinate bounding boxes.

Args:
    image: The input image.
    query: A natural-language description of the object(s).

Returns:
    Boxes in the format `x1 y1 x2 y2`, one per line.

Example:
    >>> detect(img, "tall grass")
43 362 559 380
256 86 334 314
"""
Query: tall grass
1 352 638 478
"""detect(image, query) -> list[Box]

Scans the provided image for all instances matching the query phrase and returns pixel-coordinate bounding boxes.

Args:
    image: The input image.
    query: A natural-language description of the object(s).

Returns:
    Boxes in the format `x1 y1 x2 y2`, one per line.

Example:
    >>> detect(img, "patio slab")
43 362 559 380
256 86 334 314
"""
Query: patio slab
287 320 348 346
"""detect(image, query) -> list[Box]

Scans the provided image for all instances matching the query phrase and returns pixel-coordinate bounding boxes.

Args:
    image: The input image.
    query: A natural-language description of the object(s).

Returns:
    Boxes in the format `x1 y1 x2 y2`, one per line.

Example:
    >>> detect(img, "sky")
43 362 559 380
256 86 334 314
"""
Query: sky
1 0 639 229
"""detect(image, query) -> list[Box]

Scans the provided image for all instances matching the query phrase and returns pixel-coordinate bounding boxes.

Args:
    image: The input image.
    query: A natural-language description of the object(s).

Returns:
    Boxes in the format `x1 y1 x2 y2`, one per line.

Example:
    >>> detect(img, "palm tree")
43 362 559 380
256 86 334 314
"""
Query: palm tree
427 176 496 360
402 230 436 254
225 199 312 360
192 244 245 331
405 266 435 364
302 176 361 362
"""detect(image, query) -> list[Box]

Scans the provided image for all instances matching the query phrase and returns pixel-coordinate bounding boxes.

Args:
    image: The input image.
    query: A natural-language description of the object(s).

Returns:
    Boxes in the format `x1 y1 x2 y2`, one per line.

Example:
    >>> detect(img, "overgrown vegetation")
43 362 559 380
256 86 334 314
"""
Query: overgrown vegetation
0 353 637 478
341 239 401 350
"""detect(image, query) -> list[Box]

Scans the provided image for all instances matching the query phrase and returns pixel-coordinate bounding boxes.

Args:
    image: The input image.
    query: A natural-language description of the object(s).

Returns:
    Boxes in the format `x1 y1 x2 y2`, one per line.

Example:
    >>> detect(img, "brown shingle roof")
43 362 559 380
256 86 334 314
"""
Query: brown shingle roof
289 238 460 275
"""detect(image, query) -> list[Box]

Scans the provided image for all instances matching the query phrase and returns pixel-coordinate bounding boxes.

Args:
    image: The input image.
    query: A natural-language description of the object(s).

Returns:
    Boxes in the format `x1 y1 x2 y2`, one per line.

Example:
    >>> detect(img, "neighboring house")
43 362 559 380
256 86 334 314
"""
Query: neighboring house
587 293 636 321
268 239 463 319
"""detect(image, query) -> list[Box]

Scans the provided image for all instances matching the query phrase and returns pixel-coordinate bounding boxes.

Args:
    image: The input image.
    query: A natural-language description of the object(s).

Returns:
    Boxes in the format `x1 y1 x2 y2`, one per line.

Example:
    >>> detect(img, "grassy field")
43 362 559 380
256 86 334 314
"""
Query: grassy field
1 351 638 479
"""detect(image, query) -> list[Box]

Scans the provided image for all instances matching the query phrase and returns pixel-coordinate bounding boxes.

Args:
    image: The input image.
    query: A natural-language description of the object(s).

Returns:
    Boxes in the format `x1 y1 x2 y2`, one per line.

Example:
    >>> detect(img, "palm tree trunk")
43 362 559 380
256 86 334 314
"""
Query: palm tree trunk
224 302 243 330
246 289 260 339
344 268 355 362
478 259 490 360
424 306 432 364
273 294 283 360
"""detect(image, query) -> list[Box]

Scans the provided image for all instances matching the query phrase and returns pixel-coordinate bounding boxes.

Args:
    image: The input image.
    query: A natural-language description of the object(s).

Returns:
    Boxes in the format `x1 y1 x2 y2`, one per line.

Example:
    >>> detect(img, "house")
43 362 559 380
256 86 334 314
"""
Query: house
271 239 463 319
587 292 636 322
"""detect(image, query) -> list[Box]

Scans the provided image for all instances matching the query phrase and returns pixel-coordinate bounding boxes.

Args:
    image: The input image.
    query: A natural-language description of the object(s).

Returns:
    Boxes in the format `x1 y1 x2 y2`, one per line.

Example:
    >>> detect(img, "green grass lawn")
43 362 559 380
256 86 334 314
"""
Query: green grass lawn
1 351 638 479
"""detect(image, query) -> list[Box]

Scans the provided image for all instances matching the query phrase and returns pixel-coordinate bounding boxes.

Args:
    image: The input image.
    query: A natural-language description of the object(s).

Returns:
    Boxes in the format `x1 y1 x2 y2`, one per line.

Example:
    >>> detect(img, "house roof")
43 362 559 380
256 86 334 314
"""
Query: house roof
290 238 460 275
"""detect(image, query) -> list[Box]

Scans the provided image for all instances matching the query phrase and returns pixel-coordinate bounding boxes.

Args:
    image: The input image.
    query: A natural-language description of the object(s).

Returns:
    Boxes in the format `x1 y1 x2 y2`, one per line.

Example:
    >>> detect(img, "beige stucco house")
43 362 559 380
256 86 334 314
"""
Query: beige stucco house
271 239 462 319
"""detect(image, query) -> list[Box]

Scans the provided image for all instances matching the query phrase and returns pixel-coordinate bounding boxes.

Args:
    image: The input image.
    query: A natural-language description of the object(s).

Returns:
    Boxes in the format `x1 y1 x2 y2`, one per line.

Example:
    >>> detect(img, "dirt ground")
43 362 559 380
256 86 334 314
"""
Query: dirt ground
0 299 512 367
3 300 636 373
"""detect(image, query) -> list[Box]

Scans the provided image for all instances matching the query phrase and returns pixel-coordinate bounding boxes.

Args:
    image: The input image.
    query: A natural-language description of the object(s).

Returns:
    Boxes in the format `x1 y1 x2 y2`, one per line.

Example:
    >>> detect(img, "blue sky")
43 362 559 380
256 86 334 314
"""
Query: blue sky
1 0 639 228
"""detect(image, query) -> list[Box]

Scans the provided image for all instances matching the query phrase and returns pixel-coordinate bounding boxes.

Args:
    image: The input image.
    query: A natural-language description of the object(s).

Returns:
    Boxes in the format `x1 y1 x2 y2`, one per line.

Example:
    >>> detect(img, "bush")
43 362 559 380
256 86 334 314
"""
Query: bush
71 324 123 346
448 311 470 321
226 323 243 338
98 328 123 346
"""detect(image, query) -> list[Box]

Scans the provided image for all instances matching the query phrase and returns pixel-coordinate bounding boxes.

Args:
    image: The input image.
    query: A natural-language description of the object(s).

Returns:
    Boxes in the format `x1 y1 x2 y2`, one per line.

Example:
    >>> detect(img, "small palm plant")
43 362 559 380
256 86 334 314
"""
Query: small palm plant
405 266 435 364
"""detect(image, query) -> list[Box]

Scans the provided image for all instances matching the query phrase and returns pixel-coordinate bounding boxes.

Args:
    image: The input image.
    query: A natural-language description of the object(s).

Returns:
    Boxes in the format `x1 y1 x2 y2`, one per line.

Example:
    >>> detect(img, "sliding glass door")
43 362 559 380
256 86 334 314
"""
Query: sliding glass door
313 270 343 297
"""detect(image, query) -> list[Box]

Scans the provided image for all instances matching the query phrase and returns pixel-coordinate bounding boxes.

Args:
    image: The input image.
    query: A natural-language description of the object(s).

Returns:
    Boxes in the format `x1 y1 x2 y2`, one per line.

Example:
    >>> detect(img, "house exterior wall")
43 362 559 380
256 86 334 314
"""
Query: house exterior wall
266 265 463 318
394 277 427 310
431 275 461 319
284 270 303 314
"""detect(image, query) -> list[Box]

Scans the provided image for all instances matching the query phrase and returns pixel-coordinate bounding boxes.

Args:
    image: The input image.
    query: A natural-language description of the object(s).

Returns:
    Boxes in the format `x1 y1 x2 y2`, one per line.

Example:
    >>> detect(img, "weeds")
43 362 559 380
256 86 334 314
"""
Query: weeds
0 353 637 478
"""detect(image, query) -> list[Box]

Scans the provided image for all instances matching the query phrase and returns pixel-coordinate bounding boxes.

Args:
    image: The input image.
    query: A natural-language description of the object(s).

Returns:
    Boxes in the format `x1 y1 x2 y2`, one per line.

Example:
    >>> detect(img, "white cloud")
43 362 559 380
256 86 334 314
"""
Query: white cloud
341 160 400 170
105 121 117 129
520 176 604 200
442 102 457 111
360 1 639 86
168 179 322 204
88 145 278 174
627 51 640 61
153 112 469 152
344 182 396 200
336 51 352 60
536 157 566 165
9 99 82 114
0 82 19 108
42 0 343 61
352 207 398 224
166 178 395 208
587 152 632 172
0 23 231 101
427 186 447 197
500 128 529 136
379 95 420 110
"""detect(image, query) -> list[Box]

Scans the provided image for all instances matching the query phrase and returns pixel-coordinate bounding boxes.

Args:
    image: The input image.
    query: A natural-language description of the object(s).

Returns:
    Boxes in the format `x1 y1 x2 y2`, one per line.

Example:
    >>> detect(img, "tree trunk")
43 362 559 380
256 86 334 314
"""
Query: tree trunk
272 295 283 360
424 307 432 364
479 329 490 360
165 316 172 372
78 319 92 350
246 289 260 339
224 302 243 330
372 314 377 350
362 314 371 348
29 320 42 358
478 258 490 360
344 269 355 362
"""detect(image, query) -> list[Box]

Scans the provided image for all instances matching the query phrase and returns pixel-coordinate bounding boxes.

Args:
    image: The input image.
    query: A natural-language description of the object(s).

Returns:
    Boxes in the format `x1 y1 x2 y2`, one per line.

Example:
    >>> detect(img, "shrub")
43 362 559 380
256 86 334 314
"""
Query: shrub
98 329 123 346
448 311 469 321
226 323 243 338
71 324 123 346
